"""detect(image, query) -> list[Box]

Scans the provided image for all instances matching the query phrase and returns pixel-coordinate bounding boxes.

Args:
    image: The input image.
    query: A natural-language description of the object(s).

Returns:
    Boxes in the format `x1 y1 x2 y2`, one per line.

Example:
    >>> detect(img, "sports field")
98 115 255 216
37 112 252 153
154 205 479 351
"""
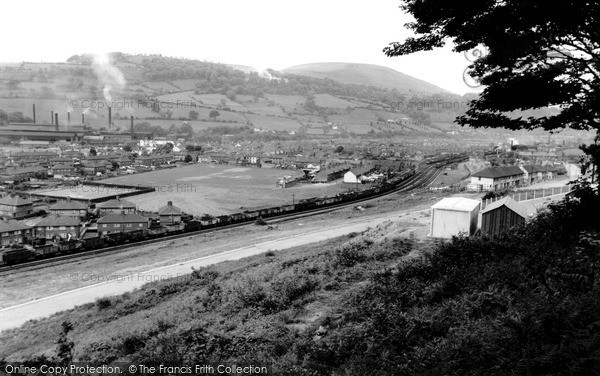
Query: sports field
102 164 346 216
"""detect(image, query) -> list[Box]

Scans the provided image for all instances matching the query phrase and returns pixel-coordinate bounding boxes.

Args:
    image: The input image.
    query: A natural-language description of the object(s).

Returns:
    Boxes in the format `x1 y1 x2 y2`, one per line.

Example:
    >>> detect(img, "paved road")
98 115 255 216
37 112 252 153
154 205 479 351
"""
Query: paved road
0 212 418 332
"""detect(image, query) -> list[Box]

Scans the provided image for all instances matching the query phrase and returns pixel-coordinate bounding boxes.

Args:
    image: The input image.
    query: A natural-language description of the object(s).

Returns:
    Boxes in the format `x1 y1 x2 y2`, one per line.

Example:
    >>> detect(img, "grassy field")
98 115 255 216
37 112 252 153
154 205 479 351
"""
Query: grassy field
244 113 303 132
314 93 357 108
102 164 344 215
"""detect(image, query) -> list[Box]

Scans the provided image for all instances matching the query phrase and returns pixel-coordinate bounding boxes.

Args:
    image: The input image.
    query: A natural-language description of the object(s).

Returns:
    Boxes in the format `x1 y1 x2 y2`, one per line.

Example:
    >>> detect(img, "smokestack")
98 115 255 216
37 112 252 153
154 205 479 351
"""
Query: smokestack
108 106 112 130
55 113 59 131
32 104 36 124
67 112 71 125
130 116 134 138
51 110 54 125
81 113 85 125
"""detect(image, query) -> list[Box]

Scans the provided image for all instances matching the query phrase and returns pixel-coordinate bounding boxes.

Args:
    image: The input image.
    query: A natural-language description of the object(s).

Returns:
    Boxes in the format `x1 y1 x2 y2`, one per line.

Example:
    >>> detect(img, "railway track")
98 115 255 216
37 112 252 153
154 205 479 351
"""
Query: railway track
0 161 457 276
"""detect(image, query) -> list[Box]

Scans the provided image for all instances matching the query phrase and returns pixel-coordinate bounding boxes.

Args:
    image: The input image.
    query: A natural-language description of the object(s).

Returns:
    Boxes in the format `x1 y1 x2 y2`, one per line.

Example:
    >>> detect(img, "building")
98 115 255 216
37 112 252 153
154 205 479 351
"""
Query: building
343 166 375 184
49 163 76 176
520 165 558 185
49 199 88 219
0 166 48 183
468 166 525 191
0 196 34 219
32 215 81 241
97 212 149 235
430 197 481 238
313 165 351 183
480 197 529 236
158 201 182 224
96 197 136 214
0 219 32 246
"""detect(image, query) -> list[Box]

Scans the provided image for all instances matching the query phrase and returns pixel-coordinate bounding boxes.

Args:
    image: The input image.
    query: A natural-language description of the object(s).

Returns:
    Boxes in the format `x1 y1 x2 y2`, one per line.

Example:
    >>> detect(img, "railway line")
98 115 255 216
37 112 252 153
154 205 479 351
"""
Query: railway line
0 158 461 276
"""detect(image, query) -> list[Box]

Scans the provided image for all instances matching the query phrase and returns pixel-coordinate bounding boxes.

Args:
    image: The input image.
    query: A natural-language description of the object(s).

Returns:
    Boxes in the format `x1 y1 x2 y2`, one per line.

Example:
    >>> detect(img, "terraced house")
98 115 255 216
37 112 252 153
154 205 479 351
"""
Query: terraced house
0 219 32 246
468 166 525 192
97 212 149 235
32 215 81 241
0 196 34 219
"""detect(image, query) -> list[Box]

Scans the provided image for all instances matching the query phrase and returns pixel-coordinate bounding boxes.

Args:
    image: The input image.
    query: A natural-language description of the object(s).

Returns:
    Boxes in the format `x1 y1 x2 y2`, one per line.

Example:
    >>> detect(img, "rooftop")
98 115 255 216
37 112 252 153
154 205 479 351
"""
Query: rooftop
472 166 524 179
481 196 530 219
431 197 481 212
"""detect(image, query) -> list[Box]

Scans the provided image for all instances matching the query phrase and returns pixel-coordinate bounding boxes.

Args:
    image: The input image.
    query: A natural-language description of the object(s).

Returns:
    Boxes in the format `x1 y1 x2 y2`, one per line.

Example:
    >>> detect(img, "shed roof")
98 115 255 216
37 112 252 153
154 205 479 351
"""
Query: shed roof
480 196 529 219
431 197 481 212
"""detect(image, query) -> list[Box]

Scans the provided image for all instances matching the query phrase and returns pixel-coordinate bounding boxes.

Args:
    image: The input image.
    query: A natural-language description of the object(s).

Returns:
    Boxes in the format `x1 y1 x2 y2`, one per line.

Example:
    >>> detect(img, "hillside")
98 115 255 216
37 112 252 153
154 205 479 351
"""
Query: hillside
1 187 600 374
284 62 450 95
0 54 470 138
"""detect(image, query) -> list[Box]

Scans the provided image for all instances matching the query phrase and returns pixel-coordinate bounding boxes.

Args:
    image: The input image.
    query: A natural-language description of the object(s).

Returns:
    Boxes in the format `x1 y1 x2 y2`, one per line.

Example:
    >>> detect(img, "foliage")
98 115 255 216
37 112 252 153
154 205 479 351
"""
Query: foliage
385 0 600 177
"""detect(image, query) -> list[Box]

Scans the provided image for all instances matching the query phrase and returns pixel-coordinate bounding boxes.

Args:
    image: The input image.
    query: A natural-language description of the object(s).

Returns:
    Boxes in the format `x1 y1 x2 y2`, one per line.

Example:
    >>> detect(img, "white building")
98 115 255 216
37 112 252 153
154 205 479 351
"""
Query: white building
343 166 374 184
430 197 481 238
468 166 525 191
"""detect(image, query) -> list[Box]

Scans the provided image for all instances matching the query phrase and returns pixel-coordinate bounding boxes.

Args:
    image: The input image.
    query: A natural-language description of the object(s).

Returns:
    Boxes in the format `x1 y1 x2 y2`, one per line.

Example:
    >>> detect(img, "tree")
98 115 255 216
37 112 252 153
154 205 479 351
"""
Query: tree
89 148 97 156
209 110 220 120
55 321 74 365
189 110 199 120
385 0 600 179
184 154 193 163
123 145 132 152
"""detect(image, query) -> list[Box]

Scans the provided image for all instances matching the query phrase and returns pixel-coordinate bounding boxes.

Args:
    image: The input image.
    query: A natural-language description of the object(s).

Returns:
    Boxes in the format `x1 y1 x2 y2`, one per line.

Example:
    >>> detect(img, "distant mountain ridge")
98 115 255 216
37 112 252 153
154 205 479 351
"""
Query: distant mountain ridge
284 62 450 95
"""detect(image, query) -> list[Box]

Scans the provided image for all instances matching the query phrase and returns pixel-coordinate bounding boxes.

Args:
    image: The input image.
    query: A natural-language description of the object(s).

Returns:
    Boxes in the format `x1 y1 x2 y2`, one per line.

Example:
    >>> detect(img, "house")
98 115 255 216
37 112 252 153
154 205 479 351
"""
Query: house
0 196 34 219
158 201 182 224
0 219 32 246
32 215 81 241
97 212 149 235
519 165 558 185
116 155 134 167
49 199 88 219
0 166 48 183
313 165 351 183
81 161 111 175
468 166 525 191
343 166 374 184
480 197 529 236
430 197 481 238
49 163 75 176
10 151 59 166
96 197 136 214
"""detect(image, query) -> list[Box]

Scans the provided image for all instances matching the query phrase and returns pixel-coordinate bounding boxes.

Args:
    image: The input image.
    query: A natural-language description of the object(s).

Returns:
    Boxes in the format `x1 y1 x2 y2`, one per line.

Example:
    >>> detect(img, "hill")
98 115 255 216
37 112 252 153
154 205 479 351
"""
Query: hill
284 62 450 95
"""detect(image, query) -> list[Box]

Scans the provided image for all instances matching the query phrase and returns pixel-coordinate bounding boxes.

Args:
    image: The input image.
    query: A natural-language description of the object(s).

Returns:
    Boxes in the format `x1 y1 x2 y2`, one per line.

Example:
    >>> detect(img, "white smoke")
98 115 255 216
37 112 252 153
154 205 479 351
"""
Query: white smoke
92 53 126 101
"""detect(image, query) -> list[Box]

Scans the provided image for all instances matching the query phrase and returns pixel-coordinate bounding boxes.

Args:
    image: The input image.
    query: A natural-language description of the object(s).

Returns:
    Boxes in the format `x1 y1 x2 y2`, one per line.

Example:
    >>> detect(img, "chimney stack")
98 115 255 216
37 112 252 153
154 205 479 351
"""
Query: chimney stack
67 112 71 125
54 113 59 131
32 104 36 124
108 106 112 130
81 113 85 125
51 110 54 125
130 116 134 139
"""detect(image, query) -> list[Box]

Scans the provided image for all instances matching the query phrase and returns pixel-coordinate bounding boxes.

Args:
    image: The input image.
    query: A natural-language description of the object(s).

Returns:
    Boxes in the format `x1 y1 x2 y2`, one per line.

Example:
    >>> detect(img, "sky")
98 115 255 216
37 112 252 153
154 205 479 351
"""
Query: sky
1 0 476 95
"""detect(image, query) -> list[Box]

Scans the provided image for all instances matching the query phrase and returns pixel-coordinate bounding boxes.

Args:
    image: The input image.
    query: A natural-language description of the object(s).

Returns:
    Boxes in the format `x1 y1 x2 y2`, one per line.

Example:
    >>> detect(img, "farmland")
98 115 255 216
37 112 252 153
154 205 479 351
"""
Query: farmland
102 164 346 215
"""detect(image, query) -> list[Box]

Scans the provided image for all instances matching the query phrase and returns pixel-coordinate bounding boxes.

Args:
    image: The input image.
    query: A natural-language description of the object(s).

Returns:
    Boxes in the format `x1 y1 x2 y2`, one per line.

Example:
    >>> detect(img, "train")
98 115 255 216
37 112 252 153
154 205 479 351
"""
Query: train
0 154 467 267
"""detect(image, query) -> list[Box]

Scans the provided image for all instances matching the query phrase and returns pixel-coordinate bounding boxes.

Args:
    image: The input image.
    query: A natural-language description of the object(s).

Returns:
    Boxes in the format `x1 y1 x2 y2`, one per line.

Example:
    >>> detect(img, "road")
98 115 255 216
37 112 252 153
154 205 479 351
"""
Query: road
0 210 424 332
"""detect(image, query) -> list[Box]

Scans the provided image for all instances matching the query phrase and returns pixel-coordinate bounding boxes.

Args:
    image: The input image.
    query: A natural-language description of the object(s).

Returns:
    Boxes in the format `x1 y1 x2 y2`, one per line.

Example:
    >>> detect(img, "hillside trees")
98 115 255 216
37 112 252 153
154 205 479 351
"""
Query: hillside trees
385 0 600 180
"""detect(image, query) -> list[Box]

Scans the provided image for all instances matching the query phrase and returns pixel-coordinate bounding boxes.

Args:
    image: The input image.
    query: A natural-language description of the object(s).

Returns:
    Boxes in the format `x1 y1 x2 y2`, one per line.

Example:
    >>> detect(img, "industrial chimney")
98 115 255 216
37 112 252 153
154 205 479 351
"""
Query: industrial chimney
81 113 85 125
108 106 112 130
51 110 54 125
67 112 71 125
55 113 59 131
32 104 36 124
130 115 134 139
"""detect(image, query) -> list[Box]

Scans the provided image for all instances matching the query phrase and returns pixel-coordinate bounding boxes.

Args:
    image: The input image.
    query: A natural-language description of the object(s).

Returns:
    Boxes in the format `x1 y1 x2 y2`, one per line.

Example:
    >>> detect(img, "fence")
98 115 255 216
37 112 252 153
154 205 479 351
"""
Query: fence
481 185 573 209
